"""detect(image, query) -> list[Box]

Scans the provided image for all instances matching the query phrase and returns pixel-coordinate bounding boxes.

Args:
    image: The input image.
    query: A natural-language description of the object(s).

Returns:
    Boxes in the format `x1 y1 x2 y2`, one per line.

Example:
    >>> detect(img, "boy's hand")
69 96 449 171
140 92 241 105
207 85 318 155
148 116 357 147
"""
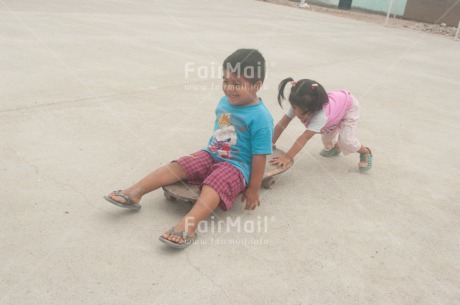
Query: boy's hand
272 143 276 149
270 154 293 169
242 186 260 210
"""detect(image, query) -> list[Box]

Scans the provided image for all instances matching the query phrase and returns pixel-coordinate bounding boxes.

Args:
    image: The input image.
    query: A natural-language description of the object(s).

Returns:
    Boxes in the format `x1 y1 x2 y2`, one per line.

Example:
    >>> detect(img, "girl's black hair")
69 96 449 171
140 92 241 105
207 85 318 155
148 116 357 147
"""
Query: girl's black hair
277 78 329 114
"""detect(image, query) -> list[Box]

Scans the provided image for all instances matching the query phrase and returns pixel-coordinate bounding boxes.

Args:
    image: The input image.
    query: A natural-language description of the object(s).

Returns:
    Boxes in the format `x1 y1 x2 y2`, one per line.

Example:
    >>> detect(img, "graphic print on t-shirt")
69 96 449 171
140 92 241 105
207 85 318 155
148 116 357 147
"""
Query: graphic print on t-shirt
208 113 237 159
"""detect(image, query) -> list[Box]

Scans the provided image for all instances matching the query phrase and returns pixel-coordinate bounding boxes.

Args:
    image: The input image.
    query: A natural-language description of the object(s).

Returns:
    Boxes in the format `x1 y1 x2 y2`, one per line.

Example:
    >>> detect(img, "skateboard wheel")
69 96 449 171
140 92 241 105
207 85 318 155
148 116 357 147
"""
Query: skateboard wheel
262 178 275 189
164 191 176 201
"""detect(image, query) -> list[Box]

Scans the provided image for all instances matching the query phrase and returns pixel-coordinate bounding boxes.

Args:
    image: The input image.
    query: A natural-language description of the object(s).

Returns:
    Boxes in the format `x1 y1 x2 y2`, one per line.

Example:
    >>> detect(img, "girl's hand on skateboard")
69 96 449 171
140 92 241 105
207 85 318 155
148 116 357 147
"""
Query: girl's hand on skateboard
242 186 260 210
270 154 293 169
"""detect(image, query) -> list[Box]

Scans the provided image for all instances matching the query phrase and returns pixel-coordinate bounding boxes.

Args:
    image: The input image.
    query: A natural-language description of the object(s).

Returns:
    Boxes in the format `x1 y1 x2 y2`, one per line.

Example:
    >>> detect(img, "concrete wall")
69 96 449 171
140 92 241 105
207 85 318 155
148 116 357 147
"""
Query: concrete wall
308 0 460 26
310 0 406 16
404 0 460 27
309 0 339 7
352 0 407 16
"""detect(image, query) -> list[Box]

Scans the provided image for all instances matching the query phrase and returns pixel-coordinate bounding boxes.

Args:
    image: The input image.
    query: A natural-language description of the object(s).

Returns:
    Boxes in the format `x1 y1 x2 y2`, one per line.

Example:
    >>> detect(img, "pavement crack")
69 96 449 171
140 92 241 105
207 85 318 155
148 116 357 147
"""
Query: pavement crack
10 148 94 208
185 252 235 304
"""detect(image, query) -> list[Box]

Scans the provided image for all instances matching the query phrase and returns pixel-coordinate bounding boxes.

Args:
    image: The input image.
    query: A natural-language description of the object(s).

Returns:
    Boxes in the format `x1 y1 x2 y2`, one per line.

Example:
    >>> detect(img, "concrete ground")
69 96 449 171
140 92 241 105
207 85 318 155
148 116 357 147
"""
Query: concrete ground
1 0 459 304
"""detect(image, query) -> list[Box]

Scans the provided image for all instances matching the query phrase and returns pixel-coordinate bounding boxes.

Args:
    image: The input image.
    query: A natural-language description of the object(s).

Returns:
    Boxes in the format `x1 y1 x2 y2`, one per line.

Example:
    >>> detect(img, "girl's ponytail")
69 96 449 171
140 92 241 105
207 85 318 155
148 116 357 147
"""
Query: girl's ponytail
277 77 294 108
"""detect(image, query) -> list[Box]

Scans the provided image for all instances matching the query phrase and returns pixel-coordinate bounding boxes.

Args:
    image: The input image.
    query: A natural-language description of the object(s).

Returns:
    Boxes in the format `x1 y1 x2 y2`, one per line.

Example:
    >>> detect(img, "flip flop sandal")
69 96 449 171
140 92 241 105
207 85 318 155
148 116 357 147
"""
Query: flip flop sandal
159 227 197 249
358 147 373 172
320 147 341 157
103 190 141 210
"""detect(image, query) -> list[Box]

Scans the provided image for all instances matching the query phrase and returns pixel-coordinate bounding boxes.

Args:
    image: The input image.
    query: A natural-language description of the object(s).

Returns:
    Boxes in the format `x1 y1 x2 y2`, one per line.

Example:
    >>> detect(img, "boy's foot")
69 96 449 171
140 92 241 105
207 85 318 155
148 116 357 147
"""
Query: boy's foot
320 147 341 157
358 147 373 172
103 190 141 210
159 226 197 249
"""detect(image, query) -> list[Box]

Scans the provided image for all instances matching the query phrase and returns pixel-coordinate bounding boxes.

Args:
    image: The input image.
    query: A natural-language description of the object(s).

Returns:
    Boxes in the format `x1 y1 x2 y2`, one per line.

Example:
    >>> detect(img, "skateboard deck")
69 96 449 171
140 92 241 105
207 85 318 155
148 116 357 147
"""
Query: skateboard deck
162 148 293 204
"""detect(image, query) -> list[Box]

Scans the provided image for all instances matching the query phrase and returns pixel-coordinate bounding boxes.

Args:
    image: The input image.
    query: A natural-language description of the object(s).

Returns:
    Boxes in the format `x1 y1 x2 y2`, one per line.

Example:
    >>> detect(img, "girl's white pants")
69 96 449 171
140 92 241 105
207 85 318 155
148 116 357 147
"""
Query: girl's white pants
321 95 361 155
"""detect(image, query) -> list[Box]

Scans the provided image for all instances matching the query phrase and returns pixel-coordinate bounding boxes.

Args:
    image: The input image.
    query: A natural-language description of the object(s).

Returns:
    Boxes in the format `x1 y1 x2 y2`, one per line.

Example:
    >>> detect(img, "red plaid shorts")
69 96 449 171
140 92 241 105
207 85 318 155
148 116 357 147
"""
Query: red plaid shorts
174 150 246 211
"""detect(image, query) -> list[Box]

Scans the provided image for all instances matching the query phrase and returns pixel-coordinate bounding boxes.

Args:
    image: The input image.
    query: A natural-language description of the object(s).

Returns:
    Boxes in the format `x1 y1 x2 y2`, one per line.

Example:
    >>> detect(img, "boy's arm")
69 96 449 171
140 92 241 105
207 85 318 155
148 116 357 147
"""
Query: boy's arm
272 115 292 147
242 154 266 210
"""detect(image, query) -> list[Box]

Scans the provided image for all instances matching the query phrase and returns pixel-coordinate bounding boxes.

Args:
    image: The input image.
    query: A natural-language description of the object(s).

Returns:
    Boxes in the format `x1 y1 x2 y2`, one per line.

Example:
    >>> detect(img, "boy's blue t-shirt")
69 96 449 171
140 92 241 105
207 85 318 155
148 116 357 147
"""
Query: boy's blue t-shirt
204 96 274 185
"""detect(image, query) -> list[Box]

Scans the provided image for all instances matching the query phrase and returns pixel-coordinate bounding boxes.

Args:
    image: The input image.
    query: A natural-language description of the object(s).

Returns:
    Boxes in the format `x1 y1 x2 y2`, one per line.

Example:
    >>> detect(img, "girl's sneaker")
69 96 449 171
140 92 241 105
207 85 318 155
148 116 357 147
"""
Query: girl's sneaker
358 147 373 172
320 147 341 157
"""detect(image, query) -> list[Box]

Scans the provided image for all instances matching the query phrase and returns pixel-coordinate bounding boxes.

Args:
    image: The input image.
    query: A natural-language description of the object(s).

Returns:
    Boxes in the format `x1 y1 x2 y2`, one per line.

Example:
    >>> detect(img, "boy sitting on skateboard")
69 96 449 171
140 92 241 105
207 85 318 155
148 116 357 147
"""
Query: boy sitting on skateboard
104 49 274 249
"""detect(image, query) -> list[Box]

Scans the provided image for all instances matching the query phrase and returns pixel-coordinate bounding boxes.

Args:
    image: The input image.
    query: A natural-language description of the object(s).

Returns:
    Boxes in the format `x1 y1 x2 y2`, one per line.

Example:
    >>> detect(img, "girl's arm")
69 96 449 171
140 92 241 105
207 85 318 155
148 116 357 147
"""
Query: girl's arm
272 115 293 147
286 130 316 159
271 130 316 167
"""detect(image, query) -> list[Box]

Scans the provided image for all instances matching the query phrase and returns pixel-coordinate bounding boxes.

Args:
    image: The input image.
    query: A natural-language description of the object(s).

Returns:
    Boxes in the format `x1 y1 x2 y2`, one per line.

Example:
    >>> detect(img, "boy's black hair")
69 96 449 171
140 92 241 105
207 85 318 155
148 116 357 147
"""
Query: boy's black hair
222 49 266 84
278 78 329 114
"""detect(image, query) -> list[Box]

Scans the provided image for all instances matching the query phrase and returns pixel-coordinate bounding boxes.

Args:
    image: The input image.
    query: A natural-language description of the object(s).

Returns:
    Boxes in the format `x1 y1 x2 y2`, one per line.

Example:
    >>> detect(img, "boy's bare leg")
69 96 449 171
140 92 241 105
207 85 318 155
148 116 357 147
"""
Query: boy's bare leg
161 185 220 244
107 162 186 205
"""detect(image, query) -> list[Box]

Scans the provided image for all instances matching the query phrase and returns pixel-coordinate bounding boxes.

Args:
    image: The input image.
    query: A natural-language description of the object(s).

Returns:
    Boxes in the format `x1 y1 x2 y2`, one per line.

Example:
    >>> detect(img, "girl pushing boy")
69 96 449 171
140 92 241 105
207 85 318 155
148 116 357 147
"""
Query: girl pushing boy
271 78 372 172
103 51 372 249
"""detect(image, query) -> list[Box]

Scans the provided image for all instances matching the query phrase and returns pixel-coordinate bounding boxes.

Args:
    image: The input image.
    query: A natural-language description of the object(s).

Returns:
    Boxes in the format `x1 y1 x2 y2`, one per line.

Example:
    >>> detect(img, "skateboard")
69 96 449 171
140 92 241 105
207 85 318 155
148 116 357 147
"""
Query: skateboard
162 148 293 204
